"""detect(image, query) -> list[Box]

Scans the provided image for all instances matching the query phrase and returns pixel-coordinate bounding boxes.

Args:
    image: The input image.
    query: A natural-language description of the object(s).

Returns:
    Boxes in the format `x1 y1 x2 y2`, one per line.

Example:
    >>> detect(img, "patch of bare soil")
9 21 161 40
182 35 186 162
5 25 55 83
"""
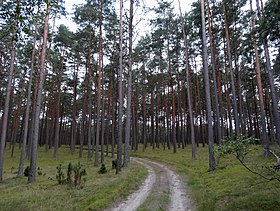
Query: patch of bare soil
107 158 195 211
106 159 156 211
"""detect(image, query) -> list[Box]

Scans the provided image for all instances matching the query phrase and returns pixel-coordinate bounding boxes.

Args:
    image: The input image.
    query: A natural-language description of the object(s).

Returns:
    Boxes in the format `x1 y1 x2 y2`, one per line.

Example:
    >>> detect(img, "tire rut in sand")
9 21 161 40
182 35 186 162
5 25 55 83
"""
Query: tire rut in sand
107 157 195 211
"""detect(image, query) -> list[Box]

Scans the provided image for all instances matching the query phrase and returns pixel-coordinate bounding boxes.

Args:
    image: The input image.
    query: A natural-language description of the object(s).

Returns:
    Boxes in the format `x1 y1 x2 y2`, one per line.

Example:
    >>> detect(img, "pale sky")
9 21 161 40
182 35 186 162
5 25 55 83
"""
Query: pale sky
57 0 196 32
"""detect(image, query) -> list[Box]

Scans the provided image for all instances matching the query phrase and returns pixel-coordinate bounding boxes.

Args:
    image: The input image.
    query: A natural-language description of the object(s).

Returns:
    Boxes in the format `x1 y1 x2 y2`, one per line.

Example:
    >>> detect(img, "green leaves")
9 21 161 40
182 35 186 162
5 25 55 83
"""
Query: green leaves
216 135 258 161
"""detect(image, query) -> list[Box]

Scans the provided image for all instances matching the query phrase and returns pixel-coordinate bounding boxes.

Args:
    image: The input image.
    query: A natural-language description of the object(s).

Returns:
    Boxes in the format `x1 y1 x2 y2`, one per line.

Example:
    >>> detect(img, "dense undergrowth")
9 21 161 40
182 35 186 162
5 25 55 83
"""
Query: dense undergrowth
0 146 147 211
132 145 280 211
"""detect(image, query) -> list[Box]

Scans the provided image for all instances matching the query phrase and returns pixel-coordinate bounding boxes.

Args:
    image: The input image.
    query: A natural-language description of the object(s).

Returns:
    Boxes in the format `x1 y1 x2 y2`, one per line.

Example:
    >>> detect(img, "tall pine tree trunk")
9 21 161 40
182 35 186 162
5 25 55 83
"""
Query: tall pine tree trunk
116 0 124 174
123 0 134 167
222 0 240 136
0 17 18 182
178 0 196 158
201 0 215 171
28 0 50 183
18 17 38 176
250 0 269 155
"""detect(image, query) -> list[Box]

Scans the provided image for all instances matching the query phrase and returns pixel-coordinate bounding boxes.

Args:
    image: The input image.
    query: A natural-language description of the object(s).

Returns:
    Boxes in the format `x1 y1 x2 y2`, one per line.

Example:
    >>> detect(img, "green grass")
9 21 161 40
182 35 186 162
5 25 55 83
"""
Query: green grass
132 145 280 211
0 146 147 211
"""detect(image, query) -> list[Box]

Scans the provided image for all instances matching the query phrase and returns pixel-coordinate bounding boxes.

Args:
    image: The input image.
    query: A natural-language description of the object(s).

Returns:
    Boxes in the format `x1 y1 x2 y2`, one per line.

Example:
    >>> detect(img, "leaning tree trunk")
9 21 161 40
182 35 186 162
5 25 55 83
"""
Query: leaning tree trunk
28 0 50 183
201 0 216 171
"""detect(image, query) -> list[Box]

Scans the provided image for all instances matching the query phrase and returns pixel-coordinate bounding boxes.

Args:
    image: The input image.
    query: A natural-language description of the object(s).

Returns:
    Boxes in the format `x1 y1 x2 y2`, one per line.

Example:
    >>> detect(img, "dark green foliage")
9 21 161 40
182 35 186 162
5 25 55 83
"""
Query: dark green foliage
56 162 86 188
112 159 117 169
216 135 257 162
24 166 30 177
56 164 65 184
98 164 107 174
37 167 43 176
66 162 73 185
73 162 86 188
216 136 280 182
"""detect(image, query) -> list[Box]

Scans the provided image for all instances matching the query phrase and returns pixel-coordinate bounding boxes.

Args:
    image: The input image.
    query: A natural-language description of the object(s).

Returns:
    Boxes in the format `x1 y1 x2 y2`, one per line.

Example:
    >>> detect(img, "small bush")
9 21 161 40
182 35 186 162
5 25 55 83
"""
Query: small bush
56 164 65 184
112 160 117 169
56 162 86 188
66 162 73 186
24 166 30 177
37 167 44 176
98 164 107 174
73 162 86 188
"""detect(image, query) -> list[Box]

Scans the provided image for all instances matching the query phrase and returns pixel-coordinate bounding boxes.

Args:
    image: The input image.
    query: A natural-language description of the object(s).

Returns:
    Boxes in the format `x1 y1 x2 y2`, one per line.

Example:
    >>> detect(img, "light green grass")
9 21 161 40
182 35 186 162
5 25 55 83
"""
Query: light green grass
132 145 280 211
0 146 147 211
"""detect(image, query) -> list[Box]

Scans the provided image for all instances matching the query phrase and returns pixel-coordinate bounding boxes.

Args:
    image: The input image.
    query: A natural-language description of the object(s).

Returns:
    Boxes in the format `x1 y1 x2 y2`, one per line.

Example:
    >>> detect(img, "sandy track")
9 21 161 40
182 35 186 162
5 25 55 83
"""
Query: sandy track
108 159 156 211
108 157 194 211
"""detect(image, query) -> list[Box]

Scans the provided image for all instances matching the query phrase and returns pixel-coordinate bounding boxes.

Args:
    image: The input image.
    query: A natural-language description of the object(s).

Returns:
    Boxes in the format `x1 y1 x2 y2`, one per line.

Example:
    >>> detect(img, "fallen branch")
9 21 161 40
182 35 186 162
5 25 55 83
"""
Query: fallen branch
269 149 280 169
237 157 280 183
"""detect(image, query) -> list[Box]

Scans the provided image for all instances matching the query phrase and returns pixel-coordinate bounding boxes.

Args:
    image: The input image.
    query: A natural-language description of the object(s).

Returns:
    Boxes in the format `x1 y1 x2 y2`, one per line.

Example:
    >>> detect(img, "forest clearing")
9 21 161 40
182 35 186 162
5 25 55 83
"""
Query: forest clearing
0 0 280 210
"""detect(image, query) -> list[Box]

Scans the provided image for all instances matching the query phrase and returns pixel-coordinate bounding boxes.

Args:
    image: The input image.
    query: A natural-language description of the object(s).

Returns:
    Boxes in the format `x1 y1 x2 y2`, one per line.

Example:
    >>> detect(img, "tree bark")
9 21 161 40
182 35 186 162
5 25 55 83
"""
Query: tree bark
123 0 134 167
201 0 216 171
250 0 269 155
28 0 50 183
222 0 240 136
178 0 196 158
18 18 38 176
116 0 124 174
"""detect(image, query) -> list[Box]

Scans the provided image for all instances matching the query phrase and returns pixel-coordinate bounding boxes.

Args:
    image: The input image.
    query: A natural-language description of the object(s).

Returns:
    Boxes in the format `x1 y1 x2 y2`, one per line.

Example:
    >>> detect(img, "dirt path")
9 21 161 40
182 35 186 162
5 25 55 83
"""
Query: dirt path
108 157 194 211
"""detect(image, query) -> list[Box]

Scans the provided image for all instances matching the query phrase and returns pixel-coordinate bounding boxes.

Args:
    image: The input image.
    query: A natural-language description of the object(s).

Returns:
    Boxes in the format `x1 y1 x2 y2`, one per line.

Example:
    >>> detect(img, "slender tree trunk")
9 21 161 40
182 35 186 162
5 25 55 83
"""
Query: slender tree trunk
0 19 18 182
18 20 38 176
116 0 124 174
206 0 221 144
222 0 240 136
101 83 105 163
28 0 50 183
255 0 280 145
54 57 63 160
123 0 134 167
11 92 22 158
201 0 215 171
95 0 103 165
250 0 269 155
178 0 196 158
71 64 78 154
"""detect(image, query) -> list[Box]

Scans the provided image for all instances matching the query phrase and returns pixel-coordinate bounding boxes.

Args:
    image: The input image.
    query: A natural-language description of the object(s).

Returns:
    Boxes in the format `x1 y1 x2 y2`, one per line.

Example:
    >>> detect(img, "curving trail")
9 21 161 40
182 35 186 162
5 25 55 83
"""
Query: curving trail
107 157 194 211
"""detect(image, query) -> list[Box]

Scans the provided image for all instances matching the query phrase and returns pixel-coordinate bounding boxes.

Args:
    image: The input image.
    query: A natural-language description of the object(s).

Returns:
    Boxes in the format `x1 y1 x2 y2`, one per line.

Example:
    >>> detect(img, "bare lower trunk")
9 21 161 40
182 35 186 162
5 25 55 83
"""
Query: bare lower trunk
0 38 16 181
116 0 124 174
201 0 215 171
123 0 134 167
28 0 50 183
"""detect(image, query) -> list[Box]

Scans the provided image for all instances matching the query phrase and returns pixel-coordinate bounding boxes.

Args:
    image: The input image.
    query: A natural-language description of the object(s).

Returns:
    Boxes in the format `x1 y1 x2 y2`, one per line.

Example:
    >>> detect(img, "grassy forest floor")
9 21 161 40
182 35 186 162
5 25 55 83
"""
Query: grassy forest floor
0 146 147 211
1 145 280 211
132 145 280 211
